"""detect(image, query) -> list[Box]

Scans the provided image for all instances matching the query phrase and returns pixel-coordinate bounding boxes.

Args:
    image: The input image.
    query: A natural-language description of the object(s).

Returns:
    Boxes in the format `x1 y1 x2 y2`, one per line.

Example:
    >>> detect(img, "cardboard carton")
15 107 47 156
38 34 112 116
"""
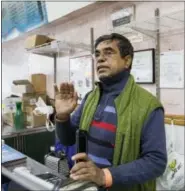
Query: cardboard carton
3 113 14 127
31 74 46 93
25 35 55 49
22 93 47 112
3 108 47 128
12 79 34 95
31 113 47 127
25 107 47 127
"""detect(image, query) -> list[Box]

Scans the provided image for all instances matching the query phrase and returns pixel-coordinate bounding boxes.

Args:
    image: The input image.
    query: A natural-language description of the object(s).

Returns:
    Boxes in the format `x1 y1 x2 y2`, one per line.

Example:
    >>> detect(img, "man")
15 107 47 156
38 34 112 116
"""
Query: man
55 33 167 191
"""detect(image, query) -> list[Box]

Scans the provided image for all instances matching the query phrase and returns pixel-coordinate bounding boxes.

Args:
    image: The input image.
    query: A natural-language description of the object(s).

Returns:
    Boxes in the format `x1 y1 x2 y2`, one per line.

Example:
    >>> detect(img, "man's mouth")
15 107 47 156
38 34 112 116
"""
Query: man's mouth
97 65 109 71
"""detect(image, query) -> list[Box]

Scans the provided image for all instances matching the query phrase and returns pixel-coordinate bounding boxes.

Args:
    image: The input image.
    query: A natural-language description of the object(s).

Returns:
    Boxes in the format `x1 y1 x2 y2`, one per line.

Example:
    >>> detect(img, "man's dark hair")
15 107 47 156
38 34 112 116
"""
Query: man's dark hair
95 33 134 69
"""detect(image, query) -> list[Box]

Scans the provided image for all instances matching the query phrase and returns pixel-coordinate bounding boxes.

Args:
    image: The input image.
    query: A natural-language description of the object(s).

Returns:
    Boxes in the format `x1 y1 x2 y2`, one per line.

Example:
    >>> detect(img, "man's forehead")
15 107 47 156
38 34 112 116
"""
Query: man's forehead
100 40 113 45
96 40 118 50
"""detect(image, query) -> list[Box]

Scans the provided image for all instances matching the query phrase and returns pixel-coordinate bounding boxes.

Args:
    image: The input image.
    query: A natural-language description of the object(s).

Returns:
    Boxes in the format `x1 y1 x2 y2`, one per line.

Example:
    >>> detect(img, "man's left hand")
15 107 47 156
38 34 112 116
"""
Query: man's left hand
70 153 105 186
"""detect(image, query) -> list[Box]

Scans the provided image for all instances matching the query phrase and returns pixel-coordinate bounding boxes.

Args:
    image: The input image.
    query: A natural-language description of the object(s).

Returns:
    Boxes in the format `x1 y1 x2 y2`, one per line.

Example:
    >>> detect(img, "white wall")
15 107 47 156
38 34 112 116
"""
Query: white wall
46 2 93 22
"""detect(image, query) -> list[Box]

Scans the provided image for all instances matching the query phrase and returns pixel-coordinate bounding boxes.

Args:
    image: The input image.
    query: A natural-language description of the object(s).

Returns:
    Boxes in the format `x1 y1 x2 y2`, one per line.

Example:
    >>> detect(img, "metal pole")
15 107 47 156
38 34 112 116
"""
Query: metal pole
155 8 161 100
91 28 95 89
184 2 185 90
91 28 94 55
54 54 57 97
54 54 57 84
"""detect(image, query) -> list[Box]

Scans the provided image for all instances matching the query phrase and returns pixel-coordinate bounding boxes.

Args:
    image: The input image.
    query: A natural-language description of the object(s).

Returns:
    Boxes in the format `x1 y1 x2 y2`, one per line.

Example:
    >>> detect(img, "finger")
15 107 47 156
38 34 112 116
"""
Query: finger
63 83 68 94
60 83 66 94
69 83 77 100
70 174 91 181
64 83 72 99
54 84 59 94
70 161 88 173
71 153 89 161
70 167 89 176
66 83 71 98
73 91 78 100
55 93 62 100
61 83 68 99
70 160 93 174
69 83 74 97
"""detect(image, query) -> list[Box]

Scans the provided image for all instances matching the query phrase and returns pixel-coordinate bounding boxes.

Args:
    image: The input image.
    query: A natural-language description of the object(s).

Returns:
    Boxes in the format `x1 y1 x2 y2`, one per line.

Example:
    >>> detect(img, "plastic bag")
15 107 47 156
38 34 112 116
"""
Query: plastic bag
157 120 184 190
158 151 184 190
33 97 55 132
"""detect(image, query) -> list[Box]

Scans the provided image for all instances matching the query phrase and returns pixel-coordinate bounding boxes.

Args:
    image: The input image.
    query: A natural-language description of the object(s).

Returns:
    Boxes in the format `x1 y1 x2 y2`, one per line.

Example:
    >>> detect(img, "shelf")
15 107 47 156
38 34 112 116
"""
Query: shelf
26 40 91 57
2 125 47 139
111 9 184 40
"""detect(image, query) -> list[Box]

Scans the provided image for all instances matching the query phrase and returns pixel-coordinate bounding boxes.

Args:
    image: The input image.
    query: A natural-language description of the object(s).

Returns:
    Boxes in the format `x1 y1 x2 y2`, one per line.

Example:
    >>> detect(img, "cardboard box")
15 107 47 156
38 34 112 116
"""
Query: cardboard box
25 107 47 127
3 113 14 127
3 109 47 128
12 79 34 95
3 111 46 128
31 74 46 93
25 35 54 49
22 93 47 112
31 113 47 127
3 112 27 127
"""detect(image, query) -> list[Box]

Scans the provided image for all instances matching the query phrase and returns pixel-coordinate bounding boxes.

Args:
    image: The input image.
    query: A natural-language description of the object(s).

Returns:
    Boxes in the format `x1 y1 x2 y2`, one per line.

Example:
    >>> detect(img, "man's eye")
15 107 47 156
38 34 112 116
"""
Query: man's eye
95 53 99 58
105 51 113 55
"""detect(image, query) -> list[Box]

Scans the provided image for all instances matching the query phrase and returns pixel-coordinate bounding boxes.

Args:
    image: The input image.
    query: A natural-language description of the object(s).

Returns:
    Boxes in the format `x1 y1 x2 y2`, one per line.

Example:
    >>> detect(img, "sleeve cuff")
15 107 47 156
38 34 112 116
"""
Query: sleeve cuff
102 168 113 188
55 114 70 122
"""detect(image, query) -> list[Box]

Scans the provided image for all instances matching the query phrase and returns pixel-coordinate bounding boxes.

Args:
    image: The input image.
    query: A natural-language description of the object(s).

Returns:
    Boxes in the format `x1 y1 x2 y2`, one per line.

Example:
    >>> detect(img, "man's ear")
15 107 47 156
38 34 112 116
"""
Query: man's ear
124 55 132 69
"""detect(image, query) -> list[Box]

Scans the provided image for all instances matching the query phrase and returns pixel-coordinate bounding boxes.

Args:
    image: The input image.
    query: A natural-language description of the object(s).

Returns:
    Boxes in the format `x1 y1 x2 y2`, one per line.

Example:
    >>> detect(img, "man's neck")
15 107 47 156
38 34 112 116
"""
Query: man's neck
100 70 130 94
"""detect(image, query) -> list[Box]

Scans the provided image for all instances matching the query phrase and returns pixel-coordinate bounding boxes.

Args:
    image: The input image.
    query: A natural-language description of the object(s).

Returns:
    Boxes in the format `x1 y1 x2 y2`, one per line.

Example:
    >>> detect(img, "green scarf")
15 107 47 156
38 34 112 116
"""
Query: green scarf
80 75 163 191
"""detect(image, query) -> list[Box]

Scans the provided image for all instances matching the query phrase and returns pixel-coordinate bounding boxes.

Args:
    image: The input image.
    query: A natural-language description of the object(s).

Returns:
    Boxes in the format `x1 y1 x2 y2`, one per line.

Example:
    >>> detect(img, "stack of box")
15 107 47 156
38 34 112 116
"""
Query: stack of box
3 74 48 128
25 74 47 127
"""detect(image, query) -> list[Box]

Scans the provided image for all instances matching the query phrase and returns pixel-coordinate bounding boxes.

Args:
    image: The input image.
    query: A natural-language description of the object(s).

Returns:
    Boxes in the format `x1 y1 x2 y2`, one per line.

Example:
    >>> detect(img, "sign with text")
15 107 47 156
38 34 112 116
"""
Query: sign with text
110 6 135 28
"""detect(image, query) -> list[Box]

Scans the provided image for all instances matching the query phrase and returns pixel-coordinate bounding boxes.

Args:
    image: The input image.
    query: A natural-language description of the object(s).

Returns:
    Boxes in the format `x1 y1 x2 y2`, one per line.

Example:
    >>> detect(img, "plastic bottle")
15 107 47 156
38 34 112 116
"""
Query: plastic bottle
14 102 24 130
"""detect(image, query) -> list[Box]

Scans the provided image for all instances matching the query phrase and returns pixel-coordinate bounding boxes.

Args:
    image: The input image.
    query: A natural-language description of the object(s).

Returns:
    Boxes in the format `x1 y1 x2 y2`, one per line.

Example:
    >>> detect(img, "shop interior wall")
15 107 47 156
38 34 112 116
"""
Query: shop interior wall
46 2 93 22
2 2 184 154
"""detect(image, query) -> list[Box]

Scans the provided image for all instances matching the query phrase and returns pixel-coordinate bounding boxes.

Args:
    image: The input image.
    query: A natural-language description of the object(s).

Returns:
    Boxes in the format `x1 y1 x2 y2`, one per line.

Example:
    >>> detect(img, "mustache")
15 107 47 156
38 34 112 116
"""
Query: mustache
97 65 109 71
96 61 109 70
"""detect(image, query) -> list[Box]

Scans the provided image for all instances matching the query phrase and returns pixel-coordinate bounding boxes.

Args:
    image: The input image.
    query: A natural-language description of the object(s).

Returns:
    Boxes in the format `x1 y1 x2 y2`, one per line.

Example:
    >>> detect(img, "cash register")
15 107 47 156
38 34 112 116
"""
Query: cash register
12 166 98 191
2 129 98 191
2 135 98 191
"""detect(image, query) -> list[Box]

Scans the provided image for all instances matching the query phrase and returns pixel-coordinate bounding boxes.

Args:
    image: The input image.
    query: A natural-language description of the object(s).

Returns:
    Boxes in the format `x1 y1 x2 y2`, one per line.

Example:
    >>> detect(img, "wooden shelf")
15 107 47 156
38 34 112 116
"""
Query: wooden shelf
165 114 185 126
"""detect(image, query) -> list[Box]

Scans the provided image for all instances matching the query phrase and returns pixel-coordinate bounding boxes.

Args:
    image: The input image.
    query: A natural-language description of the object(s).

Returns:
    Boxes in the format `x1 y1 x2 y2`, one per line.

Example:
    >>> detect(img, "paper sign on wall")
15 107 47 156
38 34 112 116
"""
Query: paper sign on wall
69 55 93 104
160 50 184 88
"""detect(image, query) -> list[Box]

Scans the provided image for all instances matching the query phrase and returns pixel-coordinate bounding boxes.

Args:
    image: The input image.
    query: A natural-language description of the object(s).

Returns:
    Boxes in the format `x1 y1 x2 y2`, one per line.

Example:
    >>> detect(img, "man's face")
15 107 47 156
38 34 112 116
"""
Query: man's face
94 40 131 80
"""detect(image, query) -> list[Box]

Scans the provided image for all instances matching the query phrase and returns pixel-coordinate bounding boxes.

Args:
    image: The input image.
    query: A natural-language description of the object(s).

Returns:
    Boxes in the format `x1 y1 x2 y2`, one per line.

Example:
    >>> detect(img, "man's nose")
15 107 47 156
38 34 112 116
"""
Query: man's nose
97 54 106 63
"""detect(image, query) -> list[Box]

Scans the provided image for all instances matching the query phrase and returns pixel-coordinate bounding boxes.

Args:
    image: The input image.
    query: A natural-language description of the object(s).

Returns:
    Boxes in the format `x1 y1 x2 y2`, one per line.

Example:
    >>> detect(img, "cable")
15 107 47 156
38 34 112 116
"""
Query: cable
52 179 64 191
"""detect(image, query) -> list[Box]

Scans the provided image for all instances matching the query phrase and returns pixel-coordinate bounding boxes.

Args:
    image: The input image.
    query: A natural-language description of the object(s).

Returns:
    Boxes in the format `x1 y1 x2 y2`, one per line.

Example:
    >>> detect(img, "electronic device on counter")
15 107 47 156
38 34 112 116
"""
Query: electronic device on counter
76 130 88 162
36 172 61 185
13 166 98 191
2 144 27 171
13 167 54 190
44 153 69 177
